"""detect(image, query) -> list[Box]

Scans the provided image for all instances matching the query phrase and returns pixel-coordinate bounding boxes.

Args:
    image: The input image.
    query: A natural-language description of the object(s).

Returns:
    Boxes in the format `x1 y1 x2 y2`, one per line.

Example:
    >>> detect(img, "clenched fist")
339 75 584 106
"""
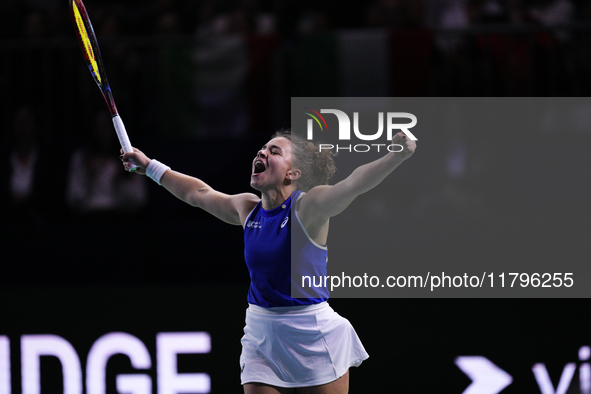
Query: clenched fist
391 132 416 161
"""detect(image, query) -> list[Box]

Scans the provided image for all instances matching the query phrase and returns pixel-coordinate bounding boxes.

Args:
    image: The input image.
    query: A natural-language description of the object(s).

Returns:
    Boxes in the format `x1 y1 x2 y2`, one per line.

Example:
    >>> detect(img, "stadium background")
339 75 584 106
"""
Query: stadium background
1 0 590 392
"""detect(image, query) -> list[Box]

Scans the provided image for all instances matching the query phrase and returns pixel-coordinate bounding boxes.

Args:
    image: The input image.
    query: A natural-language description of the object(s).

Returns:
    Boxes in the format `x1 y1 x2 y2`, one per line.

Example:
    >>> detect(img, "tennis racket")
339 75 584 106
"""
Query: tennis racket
69 0 138 171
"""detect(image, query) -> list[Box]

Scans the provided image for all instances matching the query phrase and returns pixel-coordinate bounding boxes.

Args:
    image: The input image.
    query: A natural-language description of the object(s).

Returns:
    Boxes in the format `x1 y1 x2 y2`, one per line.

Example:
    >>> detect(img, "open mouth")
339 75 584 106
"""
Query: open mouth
253 160 266 175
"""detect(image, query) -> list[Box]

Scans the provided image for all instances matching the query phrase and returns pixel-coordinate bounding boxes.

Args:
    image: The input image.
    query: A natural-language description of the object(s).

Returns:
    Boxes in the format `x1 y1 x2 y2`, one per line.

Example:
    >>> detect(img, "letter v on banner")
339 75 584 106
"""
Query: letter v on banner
532 363 576 394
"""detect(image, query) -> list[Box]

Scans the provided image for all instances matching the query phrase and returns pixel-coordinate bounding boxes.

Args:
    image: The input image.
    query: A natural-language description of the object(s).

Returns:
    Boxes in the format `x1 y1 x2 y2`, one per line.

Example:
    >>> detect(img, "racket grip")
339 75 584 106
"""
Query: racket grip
112 114 139 172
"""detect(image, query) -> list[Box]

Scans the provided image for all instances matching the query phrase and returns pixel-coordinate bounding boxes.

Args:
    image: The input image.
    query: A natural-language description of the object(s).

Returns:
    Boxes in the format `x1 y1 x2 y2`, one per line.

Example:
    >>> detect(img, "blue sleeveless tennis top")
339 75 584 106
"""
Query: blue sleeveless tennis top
243 191 329 307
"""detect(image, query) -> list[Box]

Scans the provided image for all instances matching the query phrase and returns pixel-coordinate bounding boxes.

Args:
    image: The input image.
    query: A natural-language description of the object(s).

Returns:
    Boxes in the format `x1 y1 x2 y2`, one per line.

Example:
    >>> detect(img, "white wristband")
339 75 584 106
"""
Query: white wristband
146 159 170 185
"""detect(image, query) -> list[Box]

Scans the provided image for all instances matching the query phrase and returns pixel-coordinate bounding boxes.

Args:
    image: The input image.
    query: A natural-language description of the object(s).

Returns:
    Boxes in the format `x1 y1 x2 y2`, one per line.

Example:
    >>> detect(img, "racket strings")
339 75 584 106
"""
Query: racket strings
72 2 101 84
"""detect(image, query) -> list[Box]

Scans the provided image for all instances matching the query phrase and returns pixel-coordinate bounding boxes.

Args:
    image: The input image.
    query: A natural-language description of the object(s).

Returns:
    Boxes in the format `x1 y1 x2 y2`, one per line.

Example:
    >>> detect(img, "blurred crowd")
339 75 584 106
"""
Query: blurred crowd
2 0 591 284
1 0 591 40
2 0 591 224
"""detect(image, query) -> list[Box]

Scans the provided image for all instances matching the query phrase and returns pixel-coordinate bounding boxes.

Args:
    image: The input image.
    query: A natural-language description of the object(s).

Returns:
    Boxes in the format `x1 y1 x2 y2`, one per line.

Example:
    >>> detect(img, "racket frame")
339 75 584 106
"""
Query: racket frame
70 0 138 171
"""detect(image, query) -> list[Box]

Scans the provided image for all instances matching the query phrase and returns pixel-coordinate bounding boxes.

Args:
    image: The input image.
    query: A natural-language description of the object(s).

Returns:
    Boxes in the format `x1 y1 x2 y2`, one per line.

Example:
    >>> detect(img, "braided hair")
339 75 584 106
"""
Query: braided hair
272 129 336 192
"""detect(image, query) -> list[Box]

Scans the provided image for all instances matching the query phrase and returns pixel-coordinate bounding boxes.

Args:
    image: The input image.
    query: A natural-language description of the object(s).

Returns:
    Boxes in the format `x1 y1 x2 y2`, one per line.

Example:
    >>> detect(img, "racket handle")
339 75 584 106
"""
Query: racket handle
112 114 139 172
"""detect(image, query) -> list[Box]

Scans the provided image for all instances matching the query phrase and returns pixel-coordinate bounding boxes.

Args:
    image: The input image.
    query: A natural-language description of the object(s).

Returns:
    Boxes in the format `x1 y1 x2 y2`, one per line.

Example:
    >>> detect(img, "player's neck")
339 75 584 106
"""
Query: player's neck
261 188 291 210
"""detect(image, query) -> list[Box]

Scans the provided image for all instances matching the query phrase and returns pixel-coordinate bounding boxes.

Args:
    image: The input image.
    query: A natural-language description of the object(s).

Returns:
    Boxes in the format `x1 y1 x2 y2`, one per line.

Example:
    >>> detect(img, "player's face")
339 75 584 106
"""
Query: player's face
250 137 292 191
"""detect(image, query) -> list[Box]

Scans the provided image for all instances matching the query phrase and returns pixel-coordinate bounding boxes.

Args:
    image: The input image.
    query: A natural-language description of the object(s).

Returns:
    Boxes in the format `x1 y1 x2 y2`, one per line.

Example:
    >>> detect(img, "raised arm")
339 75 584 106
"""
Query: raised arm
121 148 259 226
298 132 416 224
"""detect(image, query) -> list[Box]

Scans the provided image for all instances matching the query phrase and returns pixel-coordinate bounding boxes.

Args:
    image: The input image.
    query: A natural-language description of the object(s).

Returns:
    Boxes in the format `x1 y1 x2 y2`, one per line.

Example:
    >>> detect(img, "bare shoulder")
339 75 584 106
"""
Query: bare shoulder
296 186 332 245
298 185 331 206
296 185 332 221
231 192 260 226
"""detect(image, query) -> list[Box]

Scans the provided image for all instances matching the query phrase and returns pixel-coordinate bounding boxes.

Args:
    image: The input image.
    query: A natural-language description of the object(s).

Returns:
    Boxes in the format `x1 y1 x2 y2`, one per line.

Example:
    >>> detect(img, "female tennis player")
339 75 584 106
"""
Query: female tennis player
121 129 416 393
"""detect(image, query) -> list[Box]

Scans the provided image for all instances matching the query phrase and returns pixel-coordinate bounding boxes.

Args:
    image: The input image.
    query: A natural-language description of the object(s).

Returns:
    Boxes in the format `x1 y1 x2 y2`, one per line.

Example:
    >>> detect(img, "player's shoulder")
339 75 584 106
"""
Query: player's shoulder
296 185 331 206
234 192 260 204
294 185 331 215
232 192 260 213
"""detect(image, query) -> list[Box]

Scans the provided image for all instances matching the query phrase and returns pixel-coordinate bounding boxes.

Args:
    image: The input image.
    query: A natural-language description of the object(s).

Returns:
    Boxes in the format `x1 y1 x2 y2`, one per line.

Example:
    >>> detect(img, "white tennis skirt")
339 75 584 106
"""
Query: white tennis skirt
239 302 369 388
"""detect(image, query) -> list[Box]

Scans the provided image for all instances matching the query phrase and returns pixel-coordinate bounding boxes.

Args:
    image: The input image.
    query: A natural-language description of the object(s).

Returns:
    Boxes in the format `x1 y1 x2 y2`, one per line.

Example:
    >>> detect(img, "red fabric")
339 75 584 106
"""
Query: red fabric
388 28 435 96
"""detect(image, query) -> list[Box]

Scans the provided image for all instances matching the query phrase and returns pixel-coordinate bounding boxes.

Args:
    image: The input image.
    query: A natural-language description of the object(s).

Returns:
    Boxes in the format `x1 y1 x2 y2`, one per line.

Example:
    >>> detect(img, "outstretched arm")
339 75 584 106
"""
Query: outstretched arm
298 132 416 224
121 148 259 226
